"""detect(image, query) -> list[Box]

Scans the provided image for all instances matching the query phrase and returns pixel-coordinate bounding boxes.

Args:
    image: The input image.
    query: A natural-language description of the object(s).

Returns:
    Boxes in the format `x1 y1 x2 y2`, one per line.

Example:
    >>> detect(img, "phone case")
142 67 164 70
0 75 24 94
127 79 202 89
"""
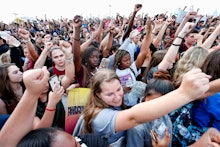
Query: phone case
49 75 60 92
99 58 110 69
150 130 158 143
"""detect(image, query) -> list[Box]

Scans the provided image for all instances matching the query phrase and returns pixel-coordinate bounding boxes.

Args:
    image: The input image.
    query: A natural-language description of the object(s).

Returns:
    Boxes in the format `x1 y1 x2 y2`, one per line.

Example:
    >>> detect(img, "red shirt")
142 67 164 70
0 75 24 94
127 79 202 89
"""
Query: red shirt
52 66 65 80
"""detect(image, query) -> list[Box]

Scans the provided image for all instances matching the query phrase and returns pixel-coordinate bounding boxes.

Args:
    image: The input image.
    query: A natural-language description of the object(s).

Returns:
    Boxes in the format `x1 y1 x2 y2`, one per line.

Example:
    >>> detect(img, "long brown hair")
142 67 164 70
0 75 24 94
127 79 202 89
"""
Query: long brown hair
201 48 220 81
142 50 167 83
0 63 19 113
82 68 126 133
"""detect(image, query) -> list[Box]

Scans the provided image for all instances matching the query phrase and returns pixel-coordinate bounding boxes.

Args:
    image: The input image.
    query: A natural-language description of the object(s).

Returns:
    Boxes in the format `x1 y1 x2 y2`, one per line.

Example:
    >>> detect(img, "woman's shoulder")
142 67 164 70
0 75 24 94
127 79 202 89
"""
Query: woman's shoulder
94 108 119 124
0 98 7 114
0 98 6 106
98 107 120 115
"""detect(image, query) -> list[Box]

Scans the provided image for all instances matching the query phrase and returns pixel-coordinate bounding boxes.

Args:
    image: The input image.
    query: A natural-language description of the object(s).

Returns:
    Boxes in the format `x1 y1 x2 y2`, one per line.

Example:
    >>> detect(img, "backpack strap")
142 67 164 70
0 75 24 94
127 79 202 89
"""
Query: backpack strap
129 67 135 76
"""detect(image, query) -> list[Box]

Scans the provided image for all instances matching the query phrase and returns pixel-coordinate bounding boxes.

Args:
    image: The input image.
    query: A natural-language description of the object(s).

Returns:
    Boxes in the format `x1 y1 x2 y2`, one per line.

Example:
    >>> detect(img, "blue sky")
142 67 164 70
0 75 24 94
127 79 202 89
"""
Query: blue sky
0 0 219 23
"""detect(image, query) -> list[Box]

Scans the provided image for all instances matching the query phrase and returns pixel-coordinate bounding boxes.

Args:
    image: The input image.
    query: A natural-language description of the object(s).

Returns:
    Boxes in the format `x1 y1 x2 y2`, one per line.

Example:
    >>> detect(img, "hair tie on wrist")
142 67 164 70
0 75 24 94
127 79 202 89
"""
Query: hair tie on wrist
22 38 31 43
65 54 74 61
177 36 184 40
172 43 181 46
73 37 80 41
45 108 56 111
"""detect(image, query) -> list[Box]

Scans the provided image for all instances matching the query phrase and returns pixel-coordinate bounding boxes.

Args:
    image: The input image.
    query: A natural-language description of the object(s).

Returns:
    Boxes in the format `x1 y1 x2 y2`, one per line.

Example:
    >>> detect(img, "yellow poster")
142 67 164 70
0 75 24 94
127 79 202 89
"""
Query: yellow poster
66 88 90 116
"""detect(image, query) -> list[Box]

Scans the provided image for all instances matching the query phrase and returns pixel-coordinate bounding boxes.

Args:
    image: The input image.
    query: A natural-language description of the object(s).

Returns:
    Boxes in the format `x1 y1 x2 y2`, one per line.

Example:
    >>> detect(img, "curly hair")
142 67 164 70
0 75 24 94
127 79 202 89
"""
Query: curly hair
113 50 130 70
81 46 100 74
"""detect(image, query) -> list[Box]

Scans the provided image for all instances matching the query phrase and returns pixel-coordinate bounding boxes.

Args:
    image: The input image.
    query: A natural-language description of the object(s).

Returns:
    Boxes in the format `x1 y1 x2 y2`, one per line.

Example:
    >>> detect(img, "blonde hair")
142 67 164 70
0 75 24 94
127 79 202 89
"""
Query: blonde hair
0 50 11 65
173 46 208 87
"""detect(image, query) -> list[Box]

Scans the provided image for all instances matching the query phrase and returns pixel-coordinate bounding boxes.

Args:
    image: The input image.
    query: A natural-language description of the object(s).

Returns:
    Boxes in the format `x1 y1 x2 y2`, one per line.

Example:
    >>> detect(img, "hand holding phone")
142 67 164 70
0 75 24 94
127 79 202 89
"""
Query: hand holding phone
150 130 158 144
49 75 60 92
99 58 110 69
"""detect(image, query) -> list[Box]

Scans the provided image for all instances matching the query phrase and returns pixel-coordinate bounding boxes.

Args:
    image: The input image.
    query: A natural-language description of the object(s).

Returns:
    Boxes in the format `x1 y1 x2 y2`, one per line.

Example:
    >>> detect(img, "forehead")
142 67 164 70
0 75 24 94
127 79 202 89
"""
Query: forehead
187 33 196 37
51 48 63 56
100 79 120 92
8 65 19 72
23 48 29 52
90 50 100 56
121 53 130 59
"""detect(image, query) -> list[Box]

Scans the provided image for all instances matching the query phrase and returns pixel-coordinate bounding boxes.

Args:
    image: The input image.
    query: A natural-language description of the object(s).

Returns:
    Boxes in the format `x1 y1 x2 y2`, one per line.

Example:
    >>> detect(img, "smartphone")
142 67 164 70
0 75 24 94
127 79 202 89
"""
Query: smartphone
49 75 60 92
99 58 110 69
150 130 158 144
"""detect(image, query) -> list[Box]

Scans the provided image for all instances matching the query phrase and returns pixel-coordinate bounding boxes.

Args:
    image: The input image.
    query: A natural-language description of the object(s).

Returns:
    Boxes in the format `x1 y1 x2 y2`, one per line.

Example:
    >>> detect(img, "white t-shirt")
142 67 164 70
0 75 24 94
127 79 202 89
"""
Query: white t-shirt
116 62 141 106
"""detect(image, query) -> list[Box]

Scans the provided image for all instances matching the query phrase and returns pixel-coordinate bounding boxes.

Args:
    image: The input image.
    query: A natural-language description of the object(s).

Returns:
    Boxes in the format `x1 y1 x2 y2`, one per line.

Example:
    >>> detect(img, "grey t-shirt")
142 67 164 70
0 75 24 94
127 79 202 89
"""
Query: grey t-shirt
126 115 172 147
92 107 126 146
147 66 159 83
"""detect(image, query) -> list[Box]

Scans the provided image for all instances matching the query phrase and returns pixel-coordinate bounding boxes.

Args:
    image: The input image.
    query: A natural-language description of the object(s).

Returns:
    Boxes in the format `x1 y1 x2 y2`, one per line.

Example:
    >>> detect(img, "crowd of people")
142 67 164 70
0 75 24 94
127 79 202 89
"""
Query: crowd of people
0 3 220 147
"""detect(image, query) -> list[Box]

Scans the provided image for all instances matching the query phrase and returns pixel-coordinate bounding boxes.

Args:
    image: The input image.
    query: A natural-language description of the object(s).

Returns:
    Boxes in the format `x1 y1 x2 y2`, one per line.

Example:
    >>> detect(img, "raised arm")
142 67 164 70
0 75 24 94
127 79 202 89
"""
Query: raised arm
95 18 105 43
201 22 220 49
100 26 114 58
80 30 98 53
202 26 215 43
122 4 142 41
194 33 204 46
33 84 64 129
18 28 39 62
72 15 83 73
115 68 210 132
120 16 128 32
0 67 50 147
151 19 163 42
34 42 53 69
59 40 75 90
135 19 152 69
158 22 196 71
174 11 197 38
152 19 174 48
